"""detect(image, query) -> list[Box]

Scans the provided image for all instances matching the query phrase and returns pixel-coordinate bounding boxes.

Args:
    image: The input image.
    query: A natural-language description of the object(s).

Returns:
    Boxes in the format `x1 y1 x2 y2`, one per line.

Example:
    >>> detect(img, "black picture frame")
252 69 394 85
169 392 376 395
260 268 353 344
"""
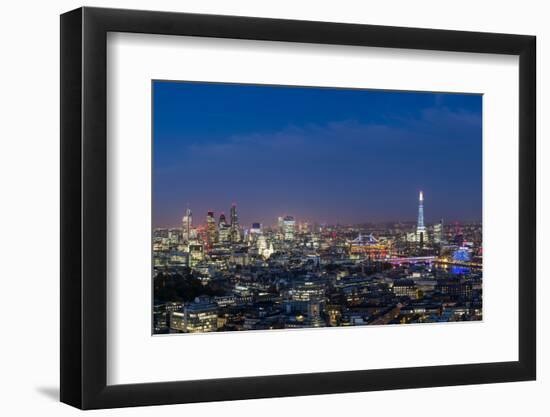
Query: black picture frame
60 6 536 410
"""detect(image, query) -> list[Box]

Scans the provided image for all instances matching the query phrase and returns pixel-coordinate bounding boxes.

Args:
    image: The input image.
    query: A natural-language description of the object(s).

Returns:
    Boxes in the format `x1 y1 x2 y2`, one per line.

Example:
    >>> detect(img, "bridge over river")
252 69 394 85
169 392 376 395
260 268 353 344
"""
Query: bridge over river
378 256 482 269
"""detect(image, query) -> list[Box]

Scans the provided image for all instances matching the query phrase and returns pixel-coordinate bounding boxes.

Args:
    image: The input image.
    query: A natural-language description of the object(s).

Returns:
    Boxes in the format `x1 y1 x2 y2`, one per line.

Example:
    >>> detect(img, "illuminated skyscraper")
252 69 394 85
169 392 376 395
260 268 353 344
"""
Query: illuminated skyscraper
206 211 217 245
433 218 444 244
416 191 426 244
218 213 231 243
182 207 192 242
230 204 241 242
283 216 296 241
278 217 284 234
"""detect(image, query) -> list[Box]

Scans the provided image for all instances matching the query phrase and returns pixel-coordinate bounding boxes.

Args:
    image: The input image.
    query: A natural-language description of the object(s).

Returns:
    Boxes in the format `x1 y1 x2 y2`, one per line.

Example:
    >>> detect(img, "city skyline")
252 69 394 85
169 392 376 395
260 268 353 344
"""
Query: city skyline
153 82 483 334
157 189 477 232
153 82 482 228
153 184 482 334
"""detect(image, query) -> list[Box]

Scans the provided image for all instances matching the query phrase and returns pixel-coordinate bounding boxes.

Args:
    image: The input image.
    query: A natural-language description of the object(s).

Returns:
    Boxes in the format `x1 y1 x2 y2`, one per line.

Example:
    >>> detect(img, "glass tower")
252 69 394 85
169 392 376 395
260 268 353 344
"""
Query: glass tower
416 191 426 244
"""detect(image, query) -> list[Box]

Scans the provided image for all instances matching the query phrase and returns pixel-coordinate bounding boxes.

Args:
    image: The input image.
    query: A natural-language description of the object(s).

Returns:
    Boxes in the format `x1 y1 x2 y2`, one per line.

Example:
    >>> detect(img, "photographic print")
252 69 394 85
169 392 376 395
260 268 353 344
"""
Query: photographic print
152 81 482 335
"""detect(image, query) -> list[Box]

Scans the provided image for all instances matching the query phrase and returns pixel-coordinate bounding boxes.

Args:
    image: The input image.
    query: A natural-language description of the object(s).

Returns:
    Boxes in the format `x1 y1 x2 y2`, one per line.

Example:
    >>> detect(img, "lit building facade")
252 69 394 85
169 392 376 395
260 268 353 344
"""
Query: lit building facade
154 196 482 334
250 222 262 235
416 190 427 244
433 218 444 244
256 234 274 259
181 207 192 241
188 243 204 266
230 204 241 242
283 216 296 241
183 296 218 333
218 213 231 243
206 211 217 245
392 279 418 299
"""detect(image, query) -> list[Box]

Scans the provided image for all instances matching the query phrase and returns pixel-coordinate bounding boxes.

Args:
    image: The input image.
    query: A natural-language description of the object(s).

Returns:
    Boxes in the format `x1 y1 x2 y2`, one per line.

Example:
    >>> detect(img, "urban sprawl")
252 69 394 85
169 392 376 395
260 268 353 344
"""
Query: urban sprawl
153 191 482 334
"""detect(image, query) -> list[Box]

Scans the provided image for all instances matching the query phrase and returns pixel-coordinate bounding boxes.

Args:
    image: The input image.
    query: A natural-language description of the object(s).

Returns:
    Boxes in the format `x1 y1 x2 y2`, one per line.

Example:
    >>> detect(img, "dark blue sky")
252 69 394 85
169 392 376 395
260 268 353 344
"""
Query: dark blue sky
153 81 482 228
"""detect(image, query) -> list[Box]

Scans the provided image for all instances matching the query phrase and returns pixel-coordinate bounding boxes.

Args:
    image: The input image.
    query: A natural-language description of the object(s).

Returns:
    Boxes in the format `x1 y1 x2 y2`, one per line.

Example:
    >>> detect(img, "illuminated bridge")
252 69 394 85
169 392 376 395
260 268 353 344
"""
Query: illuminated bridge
378 256 482 269
382 256 437 265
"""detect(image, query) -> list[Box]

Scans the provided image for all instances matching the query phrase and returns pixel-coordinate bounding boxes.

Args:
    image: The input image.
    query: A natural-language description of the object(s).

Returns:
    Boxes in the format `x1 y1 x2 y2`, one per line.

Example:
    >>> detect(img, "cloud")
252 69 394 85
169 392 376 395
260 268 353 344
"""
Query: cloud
175 105 481 170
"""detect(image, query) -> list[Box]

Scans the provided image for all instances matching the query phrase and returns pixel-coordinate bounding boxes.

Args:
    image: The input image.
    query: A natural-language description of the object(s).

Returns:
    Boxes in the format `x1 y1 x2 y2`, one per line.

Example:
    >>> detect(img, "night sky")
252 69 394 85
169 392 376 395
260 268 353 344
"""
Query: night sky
153 81 482 228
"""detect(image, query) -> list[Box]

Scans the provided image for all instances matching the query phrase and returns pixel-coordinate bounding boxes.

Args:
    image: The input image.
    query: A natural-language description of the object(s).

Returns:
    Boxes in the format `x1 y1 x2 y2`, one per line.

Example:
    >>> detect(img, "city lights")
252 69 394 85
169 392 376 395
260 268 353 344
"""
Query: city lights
152 81 482 335
153 193 483 334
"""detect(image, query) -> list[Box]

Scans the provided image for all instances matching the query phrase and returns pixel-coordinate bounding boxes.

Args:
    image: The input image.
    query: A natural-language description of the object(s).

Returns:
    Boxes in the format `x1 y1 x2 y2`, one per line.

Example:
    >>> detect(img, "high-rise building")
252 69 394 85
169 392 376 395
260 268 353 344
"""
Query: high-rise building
277 217 284 238
416 191 426 244
206 211 217 245
283 216 296 241
181 207 192 241
218 213 231 243
433 218 444 244
230 204 241 242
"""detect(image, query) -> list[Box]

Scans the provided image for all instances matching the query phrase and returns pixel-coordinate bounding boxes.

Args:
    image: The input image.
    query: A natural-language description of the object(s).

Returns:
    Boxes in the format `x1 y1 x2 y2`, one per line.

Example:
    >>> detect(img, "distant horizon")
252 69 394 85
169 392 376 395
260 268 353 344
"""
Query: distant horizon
152 204 482 230
153 81 482 228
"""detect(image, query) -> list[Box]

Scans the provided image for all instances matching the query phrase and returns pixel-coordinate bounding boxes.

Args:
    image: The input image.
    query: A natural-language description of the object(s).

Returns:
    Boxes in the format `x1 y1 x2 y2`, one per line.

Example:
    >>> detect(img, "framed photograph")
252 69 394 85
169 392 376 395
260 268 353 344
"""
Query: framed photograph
60 6 536 409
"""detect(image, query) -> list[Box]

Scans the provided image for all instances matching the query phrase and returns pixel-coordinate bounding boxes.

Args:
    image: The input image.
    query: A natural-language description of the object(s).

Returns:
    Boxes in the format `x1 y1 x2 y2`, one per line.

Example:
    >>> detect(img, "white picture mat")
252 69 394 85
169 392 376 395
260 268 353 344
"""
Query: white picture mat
106 32 519 385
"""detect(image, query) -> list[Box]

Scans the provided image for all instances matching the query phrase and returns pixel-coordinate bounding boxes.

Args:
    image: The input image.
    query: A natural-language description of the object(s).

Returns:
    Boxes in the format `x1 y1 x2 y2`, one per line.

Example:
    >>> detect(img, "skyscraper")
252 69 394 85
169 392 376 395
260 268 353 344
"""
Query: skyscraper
283 216 296 241
206 211 217 245
433 218 444 244
181 207 192 242
416 191 426 244
230 204 240 242
218 213 231 243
